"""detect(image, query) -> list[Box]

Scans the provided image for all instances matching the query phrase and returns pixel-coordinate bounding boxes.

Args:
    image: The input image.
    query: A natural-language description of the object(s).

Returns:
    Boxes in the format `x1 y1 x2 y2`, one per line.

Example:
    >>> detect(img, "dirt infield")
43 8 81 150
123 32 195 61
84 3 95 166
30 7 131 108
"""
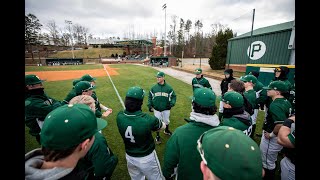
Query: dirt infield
25 65 119 82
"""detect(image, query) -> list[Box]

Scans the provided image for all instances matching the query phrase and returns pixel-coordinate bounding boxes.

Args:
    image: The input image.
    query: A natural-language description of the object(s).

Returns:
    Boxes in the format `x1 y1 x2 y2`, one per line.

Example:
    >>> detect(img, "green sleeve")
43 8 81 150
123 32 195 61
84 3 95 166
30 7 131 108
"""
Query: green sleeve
169 89 176 107
163 133 180 178
205 79 212 90
87 133 118 179
26 98 61 119
151 117 162 131
62 89 76 104
288 133 295 146
256 88 268 105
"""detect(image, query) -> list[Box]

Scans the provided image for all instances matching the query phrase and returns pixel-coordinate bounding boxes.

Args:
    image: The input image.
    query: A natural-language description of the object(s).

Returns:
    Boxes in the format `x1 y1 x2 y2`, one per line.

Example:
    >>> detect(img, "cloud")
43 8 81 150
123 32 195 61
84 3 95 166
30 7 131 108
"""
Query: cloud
25 0 295 38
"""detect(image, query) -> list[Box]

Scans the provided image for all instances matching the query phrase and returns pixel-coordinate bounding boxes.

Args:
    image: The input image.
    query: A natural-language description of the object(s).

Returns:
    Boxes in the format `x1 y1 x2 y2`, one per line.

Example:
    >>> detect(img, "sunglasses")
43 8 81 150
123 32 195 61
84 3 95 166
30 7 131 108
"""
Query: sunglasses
274 68 281 72
197 132 208 165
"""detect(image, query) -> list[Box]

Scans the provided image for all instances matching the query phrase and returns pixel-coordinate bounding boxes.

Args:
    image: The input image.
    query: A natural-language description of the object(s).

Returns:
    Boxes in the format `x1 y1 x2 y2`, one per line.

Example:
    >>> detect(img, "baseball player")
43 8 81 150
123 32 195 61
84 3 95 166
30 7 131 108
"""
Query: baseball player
162 87 219 180
148 71 177 144
248 71 264 137
25 104 105 179
260 81 292 179
192 68 212 92
25 74 62 144
69 95 118 179
197 126 263 180
277 115 295 180
218 69 235 120
80 74 113 118
117 86 166 180
239 74 258 138
219 91 253 136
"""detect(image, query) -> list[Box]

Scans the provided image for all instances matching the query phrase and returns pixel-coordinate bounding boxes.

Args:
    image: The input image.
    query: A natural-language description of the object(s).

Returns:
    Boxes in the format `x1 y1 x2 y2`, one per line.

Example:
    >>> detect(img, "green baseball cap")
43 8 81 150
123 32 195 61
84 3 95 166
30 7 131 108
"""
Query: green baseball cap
74 81 96 95
126 86 145 100
192 88 216 107
197 126 262 180
263 80 288 92
156 71 165 77
72 79 80 86
80 74 96 82
240 75 257 84
40 104 107 150
25 74 44 85
222 91 244 108
194 68 202 75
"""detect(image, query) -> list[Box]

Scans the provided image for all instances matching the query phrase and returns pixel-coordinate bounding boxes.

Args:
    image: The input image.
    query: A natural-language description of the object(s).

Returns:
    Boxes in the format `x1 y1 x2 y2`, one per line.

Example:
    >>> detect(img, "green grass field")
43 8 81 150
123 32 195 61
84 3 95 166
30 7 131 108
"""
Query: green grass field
25 64 281 180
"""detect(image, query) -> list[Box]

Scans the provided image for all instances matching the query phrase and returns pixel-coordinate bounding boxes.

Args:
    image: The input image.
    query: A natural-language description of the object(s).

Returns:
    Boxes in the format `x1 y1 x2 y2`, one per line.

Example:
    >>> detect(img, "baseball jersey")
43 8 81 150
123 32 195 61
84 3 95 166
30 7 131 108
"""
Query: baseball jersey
263 97 292 133
116 110 163 157
243 89 257 111
76 132 118 179
192 76 212 91
163 119 217 180
219 113 253 136
25 93 62 136
148 81 176 112
287 83 295 114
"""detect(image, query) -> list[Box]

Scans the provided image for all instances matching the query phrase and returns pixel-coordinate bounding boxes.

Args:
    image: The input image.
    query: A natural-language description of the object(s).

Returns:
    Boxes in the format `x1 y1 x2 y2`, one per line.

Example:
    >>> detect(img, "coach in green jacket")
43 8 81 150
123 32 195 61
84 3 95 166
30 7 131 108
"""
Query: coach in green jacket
192 68 212 92
148 71 177 144
162 87 219 180
25 74 62 144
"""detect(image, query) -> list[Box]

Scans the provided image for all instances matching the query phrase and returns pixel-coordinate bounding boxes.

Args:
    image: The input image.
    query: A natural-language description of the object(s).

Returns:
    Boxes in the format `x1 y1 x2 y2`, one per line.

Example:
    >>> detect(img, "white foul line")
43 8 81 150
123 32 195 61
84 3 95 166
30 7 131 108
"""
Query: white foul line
103 65 125 109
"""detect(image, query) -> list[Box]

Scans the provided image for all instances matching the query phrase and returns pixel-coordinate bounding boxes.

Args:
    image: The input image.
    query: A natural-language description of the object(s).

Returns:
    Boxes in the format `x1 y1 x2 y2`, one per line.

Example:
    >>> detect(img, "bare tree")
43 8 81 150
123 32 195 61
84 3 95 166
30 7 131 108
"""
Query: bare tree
46 20 60 45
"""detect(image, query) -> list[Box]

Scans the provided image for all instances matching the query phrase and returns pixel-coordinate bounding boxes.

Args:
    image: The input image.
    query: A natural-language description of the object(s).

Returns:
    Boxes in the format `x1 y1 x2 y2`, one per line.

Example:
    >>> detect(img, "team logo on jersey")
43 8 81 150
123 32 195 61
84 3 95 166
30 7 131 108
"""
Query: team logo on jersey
247 41 266 60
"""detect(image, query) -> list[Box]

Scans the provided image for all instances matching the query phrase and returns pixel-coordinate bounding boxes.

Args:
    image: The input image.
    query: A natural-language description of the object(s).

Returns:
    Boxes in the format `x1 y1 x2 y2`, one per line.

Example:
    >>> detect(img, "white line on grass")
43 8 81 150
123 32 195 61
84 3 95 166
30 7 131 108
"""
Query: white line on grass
103 65 125 109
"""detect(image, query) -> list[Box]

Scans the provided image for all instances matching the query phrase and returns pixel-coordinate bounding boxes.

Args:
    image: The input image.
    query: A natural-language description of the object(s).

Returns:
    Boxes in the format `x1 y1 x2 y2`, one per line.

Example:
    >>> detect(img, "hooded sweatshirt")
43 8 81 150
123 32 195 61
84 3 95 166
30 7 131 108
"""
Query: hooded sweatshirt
25 148 89 180
162 111 220 180
220 110 253 136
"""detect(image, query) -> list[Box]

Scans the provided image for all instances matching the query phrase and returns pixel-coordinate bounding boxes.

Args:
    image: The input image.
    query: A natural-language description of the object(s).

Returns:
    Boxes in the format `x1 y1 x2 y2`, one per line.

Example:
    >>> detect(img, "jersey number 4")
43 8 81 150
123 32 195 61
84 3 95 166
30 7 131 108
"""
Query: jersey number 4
125 126 136 143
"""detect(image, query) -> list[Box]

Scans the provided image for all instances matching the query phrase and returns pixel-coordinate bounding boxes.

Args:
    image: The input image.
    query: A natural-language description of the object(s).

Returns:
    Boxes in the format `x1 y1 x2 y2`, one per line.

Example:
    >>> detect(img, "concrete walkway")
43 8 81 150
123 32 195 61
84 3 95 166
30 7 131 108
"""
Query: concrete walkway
143 65 222 96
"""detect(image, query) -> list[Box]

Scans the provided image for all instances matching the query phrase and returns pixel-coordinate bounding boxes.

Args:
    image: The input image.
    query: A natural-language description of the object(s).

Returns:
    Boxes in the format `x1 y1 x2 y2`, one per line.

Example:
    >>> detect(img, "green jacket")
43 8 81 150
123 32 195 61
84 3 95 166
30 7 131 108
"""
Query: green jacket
148 81 176 111
192 76 212 91
76 132 118 179
163 115 219 180
25 93 62 136
254 80 264 92
219 111 253 136
244 89 257 109
116 110 163 157
62 88 77 105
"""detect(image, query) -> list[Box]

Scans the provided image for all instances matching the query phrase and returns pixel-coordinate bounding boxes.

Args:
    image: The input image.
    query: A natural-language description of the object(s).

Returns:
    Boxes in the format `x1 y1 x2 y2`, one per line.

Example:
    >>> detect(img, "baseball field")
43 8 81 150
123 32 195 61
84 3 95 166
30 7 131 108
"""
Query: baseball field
25 64 271 180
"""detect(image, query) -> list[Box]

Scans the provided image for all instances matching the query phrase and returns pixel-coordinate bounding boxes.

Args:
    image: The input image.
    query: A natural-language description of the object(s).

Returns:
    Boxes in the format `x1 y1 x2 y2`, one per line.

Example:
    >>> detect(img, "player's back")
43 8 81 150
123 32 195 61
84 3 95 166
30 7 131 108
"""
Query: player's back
116 110 162 157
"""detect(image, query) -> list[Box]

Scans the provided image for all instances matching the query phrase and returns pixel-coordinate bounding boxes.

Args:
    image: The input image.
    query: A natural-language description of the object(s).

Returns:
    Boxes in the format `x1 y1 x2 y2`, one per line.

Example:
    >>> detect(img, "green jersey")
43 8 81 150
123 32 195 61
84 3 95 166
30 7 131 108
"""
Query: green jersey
25 93 62 136
116 110 162 157
163 119 217 180
219 112 253 136
148 81 176 111
244 89 257 109
263 97 292 132
76 132 118 179
62 88 77 104
192 76 212 91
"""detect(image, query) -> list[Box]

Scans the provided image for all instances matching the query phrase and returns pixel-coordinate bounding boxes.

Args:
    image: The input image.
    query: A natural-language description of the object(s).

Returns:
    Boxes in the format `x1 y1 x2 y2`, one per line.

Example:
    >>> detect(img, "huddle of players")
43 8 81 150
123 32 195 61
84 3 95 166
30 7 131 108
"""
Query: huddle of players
25 66 295 180
217 66 295 180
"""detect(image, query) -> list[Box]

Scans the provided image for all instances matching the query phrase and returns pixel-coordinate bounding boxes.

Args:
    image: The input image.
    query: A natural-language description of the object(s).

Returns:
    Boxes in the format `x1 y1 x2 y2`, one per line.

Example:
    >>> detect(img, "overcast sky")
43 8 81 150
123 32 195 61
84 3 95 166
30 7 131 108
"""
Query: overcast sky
25 0 295 39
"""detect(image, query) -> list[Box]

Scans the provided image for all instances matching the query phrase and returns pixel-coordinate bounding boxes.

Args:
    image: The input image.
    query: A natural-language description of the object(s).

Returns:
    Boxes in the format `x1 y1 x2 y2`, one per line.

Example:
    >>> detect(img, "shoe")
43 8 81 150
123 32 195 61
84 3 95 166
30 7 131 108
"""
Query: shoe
155 136 161 144
164 129 172 136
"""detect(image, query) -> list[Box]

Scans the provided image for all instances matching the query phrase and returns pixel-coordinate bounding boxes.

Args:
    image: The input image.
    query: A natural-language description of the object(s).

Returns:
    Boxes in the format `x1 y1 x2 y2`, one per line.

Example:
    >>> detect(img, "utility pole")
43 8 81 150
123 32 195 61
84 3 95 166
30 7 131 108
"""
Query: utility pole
65 20 74 59
162 3 167 56
248 9 255 63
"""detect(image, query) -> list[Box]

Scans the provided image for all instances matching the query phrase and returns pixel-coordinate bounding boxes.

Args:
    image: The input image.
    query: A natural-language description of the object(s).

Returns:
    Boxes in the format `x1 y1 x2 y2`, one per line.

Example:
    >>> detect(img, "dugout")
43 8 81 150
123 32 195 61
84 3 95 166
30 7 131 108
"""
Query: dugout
46 58 83 66
150 56 177 67
245 64 295 86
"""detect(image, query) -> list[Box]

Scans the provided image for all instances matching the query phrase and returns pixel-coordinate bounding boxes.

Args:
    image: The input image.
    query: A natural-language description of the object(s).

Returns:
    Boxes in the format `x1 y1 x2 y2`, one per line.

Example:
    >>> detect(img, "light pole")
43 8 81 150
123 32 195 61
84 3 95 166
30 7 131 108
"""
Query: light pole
162 3 167 57
65 20 74 59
